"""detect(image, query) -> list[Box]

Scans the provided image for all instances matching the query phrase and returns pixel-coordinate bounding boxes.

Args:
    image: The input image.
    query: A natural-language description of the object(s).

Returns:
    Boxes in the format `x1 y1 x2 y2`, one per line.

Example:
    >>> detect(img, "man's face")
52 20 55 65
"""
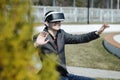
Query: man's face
46 21 61 31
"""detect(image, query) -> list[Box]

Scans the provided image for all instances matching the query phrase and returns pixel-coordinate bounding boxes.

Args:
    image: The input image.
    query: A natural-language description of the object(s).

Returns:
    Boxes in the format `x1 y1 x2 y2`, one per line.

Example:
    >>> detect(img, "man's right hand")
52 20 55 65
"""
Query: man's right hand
34 31 49 48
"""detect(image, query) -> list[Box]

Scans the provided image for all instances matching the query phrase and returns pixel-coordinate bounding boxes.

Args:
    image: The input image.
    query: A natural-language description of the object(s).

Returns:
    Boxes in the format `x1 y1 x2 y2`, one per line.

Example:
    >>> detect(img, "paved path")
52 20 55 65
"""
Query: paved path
67 66 120 79
114 34 120 44
34 24 120 33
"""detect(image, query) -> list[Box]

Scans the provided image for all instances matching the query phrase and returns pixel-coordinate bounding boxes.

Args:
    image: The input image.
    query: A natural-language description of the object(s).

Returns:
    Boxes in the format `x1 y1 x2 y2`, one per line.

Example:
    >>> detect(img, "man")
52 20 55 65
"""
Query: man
33 11 109 80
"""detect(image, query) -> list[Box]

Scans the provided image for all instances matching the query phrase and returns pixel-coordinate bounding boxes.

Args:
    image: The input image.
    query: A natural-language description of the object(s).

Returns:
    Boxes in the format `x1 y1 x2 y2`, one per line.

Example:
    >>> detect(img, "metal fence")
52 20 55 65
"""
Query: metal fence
32 6 120 24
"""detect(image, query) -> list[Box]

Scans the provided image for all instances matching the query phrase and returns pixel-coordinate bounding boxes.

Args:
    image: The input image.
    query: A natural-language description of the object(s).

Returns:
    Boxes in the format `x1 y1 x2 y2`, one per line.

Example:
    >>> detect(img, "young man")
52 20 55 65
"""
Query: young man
33 11 109 80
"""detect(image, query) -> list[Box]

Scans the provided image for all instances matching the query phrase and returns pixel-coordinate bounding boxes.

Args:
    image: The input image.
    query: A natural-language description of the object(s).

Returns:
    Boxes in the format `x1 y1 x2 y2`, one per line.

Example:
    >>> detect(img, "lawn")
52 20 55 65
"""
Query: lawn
65 32 120 71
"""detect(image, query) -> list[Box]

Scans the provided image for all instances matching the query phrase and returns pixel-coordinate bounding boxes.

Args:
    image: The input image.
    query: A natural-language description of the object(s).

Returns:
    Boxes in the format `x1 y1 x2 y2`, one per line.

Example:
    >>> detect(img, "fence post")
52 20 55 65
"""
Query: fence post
74 7 77 22
100 9 103 23
87 0 90 24
111 10 113 23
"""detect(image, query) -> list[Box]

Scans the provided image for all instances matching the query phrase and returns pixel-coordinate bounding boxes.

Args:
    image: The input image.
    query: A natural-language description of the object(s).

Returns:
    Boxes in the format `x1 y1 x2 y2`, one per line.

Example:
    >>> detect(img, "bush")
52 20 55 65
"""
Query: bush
0 0 59 80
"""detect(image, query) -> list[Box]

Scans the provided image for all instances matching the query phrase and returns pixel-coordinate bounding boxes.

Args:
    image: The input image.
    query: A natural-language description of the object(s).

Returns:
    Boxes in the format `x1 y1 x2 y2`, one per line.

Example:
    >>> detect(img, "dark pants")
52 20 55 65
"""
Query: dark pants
60 74 96 80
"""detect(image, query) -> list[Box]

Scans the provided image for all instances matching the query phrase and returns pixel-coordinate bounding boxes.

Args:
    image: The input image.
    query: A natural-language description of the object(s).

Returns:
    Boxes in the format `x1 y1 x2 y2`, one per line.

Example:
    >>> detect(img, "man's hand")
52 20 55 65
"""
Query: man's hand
34 31 49 48
96 23 110 35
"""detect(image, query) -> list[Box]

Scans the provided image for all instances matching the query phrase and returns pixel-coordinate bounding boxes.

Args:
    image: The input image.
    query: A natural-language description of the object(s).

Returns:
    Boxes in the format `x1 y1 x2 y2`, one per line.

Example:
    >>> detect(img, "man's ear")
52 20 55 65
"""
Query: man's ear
44 21 49 26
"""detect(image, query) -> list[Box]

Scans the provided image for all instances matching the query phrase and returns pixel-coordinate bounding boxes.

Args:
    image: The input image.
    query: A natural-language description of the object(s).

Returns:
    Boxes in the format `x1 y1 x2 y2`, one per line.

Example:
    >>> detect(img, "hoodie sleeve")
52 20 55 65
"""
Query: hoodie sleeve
62 30 100 44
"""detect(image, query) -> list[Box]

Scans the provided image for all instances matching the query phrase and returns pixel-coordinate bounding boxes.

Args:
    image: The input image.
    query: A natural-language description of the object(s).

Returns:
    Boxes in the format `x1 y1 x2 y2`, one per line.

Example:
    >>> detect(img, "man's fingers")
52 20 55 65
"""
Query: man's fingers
38 31 48 37
103 24 110 28
45 39 49 43
45 32 49 37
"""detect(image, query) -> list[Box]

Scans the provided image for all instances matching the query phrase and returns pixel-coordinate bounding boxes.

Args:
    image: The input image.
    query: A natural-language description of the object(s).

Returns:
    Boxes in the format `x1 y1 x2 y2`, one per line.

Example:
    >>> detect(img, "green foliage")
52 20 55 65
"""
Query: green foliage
0 0 59 80
76 0 86 7
37 54 60 80
0 0 38 80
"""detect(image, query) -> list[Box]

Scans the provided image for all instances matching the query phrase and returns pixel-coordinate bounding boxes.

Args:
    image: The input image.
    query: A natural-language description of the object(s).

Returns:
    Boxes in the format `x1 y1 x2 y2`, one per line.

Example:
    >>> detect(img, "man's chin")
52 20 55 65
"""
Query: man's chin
54 28 60 31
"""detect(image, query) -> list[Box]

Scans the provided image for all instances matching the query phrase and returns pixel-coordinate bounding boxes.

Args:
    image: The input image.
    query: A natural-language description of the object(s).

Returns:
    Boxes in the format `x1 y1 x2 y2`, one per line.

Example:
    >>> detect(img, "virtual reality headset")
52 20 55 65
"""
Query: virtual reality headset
44 12 65 22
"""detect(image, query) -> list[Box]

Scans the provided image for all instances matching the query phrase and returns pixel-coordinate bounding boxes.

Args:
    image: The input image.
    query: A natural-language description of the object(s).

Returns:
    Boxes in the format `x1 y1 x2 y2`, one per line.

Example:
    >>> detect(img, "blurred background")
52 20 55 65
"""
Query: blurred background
31 0 120 24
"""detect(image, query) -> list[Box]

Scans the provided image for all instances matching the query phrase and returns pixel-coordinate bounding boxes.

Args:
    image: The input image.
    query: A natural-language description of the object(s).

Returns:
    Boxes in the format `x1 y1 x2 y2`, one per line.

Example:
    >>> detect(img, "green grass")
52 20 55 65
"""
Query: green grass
65 32 120 71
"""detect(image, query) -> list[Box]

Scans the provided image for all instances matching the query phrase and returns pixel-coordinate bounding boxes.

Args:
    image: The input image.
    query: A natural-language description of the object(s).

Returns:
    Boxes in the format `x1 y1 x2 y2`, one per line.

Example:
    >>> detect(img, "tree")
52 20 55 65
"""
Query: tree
76 0 86 7
0 0 59 80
